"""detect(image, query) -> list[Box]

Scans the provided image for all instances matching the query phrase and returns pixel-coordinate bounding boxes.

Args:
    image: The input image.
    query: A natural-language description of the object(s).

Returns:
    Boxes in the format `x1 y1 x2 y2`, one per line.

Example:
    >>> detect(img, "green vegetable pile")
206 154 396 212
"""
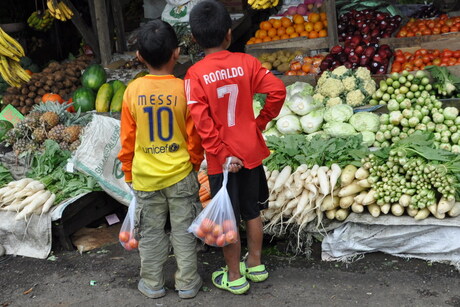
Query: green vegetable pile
425 66 460 98
264 134 369 170
0 163 13 186
27 140 101 203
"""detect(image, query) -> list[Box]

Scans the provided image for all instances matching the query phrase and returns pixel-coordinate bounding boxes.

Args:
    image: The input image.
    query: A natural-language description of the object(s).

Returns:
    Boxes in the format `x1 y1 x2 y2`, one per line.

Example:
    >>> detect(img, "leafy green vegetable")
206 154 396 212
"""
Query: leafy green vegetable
425 66 460 97
264 134 369 170
0 163 13 186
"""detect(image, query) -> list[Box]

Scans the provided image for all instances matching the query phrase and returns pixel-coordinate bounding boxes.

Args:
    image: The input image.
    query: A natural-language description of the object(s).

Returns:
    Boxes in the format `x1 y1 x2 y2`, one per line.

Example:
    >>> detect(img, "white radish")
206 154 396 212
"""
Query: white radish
269 169 279 182
320 195 339 211
351 202 364 213
339 195 355 209
267 180 275 191
335 208 349 221
362 189 377 206
300 169 311 181
317 166 330 196
437 197 455 214
287 190 309 223
268 201 277 209
354 167 369 180
40 193 56 214
448 202 460 217
338 181 366 197
414 208 430 220
7 178 33 189
354 191 368 204
272 166 292 194
274 190 288 208
268 193 276 201
399 194 411 207
310 164 319 177
329 164 341 198
427 203 437 216
406 207 419 217
367 204 381 217
325 209 337 220
357 179 371 188
391 204 404 216
380 203 391 214
340 165 357 187
15 190 51 221
284 173 295 189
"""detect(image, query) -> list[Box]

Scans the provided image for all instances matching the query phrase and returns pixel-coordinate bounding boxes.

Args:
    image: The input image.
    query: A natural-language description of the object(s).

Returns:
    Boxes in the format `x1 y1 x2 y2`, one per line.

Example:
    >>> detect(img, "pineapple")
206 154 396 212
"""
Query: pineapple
48 124 65 141
40 112 60 130
4 128 23 146
63 125 81 143
59 141 70 151
69 139 81 152
12 138 28 154
32 127 47 143
23 112 42 130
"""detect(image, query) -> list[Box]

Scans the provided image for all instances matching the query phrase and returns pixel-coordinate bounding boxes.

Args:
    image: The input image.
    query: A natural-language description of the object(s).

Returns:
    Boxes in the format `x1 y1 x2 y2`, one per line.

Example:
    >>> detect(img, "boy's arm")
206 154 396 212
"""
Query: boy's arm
185 108 204 171
251 59 287 131
117 97 136 183
185 78 233 166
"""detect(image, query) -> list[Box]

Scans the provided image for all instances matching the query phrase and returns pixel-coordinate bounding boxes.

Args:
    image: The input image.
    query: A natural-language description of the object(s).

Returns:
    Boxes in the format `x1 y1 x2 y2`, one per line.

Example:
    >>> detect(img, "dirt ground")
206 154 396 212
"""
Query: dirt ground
1 238 460 307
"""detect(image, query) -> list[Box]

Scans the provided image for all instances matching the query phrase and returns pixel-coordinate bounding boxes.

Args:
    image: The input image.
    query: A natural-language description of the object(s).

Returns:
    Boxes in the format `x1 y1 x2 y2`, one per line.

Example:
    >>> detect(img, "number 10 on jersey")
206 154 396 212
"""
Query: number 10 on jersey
143 106 173 142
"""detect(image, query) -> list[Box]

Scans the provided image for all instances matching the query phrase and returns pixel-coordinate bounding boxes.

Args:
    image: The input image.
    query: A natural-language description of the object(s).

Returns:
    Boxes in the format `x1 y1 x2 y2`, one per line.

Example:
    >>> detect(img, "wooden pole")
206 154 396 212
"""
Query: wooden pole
93 0 112 66
111 0 127 52
326 0 338 48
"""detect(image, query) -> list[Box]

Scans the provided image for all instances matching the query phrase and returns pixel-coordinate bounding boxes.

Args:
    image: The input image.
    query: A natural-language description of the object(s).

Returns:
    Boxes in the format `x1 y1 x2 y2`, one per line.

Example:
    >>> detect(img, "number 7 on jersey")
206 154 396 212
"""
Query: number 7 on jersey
217 84 239 127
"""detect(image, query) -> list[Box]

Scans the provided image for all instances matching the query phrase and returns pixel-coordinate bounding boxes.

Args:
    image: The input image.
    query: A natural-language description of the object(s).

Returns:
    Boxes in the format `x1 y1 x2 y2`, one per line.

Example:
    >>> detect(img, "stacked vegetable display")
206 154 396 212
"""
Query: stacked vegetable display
391 48 460 73
396 14 460 37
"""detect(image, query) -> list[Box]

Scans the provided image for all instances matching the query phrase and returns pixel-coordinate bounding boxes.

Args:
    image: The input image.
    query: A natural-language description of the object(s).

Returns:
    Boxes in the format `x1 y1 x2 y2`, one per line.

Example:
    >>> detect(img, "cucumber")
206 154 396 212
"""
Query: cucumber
95 83 113 112
109 84 126 112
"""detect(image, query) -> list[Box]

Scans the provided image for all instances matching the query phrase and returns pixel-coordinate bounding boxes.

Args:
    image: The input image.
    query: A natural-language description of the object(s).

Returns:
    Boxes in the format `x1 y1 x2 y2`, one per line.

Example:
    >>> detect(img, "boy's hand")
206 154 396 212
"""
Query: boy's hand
225 156 243 173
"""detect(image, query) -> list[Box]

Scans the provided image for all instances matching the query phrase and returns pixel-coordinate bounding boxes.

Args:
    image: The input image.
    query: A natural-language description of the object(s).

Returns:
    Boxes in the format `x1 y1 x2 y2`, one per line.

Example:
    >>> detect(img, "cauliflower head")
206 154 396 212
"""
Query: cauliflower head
318 78 345 98
355 67 372 82
346 89 366 107
331 65 350 78
312 93 325 105
342 76 357 92
362 80 377 96
317 71 331 88
326 97 343 107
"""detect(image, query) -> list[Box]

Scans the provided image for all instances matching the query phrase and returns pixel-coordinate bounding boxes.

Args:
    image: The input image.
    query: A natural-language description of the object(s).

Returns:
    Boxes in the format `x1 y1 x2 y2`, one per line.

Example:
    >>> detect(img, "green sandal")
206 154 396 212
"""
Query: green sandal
212 269 250 295
240 262 269 282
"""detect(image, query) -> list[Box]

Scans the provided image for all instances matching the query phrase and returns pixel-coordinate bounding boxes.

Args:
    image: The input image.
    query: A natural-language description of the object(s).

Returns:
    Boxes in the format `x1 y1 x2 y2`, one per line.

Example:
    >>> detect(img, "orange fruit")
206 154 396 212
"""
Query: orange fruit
260 21 272 31
309 13 320 23
300 31 308 37
216 234 226 247
320 12 327 21
201 218 215 233
293 14 305 25
222 220 235 233
272 35 280 41
119 231 130 243
225 230 238 244
128 238 139 249
323 19 328 27
268 18 275 24
205 233 216 245
304 22 313 32
277 27 286 36
295 24 305 33
313 21 324 32
318 29 327 37
281 17 292 28
308 31 319 39
254 38 263 43
258 29 268 38
255 30 261 38
290 32 299 38
268 28 277 37
280 34 290 40
285 26 295 35
301 63 311 73
273 19 282 29
263 36 272 42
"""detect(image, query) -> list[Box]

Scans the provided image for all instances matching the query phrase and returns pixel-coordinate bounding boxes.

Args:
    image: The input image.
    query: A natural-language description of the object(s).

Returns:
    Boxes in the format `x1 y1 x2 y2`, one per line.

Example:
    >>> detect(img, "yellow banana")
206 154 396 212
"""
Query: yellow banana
47 0 56 14
248 0 256 5
0 56 15 81
9 60 30 82
59 2 73 18
271 0 279 6
0 44 18 59
0 28 25 57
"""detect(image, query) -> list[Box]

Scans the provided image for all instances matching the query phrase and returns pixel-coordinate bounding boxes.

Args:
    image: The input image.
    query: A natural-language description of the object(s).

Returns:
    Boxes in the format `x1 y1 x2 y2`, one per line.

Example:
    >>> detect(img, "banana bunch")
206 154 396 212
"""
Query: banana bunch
248 0 279 10
0 28 30 87
47 0 74 21
27 10 54 31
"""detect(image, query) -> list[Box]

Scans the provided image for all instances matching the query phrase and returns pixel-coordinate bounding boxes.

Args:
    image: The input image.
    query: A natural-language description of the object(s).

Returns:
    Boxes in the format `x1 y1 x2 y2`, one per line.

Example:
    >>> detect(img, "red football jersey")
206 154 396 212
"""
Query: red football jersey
185 50 286 175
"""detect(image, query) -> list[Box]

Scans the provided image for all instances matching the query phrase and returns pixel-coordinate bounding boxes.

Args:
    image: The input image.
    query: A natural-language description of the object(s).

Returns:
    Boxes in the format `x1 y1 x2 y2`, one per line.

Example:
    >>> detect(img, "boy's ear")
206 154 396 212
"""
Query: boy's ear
225 29 232 48
172 47 180 61
136 51 145 64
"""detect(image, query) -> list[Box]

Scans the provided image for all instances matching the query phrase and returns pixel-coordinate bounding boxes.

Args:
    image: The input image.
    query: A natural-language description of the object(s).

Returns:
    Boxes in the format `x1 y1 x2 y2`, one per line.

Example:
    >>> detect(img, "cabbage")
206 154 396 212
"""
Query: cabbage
300 108 324 134
323 122 357 137
305 130 328 141
276 115 302 135
286 81 314 99
265 120 275 130
286 93 320 116
361 131 376 146
253 99 263 118
349 112 380 132
323 104 353 123
263 127 281 138
274 104 293 120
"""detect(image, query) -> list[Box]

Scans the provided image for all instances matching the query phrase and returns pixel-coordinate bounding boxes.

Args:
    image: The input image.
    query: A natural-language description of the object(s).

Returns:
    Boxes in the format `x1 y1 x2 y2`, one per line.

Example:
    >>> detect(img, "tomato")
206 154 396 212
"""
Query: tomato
432 58 441 66
442 49 453 58
303 57 313 64
448 58 457 66
123 243 133 251
290 61 301 71
398 30 407 37
402 62 413 71
285 70 297 76
225 230 238 244
391 62 401 73
422 55 431 64
395 55 405 63
195 227 206 239
205 233 216 246
119 231 130 243
413 58 423 67
296 71 307 76
212 224 223 237
216 234 226 247
222 220 235 233
200 218 215 233
453 51 460 58
128 238 139 249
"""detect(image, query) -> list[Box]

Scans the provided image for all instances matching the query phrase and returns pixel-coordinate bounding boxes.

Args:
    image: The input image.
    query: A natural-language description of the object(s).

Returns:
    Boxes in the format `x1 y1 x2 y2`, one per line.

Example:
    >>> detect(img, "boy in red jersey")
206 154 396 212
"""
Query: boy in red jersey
118 20 204 299
185 0 286 295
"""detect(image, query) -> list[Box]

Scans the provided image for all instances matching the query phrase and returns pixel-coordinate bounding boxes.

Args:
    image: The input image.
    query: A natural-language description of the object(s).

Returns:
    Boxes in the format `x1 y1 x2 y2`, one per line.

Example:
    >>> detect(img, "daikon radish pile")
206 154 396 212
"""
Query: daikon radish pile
0 178 56 221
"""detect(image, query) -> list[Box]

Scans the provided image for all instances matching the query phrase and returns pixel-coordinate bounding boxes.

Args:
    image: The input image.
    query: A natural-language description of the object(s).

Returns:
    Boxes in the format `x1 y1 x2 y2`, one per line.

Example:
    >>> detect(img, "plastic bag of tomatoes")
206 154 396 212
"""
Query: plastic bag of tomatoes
119 191 139 251
188 163 238 247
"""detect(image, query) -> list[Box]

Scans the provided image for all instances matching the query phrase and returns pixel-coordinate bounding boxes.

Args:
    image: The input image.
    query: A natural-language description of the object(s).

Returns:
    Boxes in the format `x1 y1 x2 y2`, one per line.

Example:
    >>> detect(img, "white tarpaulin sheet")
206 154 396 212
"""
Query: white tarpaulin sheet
322 213 460 268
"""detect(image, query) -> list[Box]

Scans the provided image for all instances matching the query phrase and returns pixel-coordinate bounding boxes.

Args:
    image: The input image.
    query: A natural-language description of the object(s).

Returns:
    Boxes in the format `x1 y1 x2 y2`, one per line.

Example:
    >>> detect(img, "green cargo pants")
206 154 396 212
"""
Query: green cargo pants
134 171 202 291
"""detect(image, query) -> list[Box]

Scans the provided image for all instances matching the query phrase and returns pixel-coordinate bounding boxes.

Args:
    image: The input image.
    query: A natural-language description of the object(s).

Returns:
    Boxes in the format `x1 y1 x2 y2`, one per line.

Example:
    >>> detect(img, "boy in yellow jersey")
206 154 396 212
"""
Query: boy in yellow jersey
118 20 204 299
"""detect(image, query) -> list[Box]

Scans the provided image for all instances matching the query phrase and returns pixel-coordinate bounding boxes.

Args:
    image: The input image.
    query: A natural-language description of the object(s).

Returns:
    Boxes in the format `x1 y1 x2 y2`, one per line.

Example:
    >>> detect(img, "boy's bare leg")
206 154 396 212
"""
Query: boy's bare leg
222 233 241 281
245 216 263 268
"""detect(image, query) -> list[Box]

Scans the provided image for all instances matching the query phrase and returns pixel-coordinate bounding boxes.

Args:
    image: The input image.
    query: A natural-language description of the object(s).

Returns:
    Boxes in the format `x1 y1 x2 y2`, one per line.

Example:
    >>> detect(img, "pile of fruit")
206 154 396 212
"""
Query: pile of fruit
391 48 460 73
246 13 327 45
27 10 54 31
285 54 324 75
2 56 91 115
46 0 74 21
256 50 300 74
0 28 30 88
4 102 92 154
396 14 460 37
248 0 279 10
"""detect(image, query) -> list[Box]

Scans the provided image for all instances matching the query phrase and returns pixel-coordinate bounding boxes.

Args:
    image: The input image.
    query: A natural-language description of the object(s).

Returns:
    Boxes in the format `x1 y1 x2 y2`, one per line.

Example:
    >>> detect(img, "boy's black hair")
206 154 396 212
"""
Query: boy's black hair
189 0 232 49
137 19 178 69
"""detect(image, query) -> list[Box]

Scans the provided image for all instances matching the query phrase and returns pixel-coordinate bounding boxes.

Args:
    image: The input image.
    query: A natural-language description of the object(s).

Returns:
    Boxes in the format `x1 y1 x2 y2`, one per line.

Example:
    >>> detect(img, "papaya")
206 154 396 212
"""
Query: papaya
95 83 113 112
109 80 125 94
109 84 126 112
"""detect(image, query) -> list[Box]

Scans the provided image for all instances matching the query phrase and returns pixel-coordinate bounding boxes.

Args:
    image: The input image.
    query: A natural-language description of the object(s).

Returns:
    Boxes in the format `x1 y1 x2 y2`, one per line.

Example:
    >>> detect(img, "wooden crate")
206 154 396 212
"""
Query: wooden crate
380 31 460 49
245 36 330 52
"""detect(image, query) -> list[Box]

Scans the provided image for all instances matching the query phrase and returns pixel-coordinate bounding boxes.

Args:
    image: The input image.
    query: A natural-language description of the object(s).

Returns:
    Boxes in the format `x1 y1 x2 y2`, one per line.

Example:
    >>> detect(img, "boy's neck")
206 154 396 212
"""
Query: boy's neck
147 68 173 76
204 47 227 56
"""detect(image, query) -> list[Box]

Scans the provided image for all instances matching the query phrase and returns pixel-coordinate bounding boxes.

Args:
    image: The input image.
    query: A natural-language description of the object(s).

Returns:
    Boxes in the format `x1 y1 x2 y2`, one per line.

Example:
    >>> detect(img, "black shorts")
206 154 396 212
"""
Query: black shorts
208 165 269 222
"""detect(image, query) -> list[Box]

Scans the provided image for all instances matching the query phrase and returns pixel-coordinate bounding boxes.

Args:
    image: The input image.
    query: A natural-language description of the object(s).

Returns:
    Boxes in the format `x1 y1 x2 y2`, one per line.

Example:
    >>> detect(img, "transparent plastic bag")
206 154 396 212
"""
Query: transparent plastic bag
119 190 139 251
188 162 238 247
